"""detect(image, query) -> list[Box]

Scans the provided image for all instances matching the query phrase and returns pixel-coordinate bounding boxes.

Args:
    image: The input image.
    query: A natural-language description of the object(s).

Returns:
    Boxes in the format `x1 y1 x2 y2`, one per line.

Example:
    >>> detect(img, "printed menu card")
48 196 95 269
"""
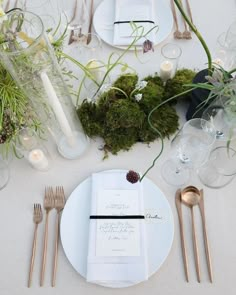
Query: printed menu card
96 189 141 257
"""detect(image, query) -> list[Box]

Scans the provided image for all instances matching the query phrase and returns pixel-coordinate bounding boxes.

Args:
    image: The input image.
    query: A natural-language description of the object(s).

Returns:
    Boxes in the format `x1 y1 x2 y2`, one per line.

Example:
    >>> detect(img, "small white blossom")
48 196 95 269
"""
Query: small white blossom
135 93 142 102
136 80 148 90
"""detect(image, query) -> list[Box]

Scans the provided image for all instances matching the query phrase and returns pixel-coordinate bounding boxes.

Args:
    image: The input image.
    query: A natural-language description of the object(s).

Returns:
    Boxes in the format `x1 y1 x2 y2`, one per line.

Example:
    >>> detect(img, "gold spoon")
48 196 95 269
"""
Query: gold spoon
181 186 201 282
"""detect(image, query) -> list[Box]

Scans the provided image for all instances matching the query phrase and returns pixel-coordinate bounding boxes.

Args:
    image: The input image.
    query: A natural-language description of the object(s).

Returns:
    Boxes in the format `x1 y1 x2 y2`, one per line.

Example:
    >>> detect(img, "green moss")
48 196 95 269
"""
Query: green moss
106 100 145 129
113 73 138 97
104 127 138 155
164 68 196 100
77 71 192 156
138 78 165 113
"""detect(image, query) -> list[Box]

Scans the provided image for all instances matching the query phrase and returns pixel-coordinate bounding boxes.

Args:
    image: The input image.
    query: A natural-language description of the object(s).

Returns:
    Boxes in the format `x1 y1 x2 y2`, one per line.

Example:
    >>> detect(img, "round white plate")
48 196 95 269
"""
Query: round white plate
60 170 174 288
93 0 173 50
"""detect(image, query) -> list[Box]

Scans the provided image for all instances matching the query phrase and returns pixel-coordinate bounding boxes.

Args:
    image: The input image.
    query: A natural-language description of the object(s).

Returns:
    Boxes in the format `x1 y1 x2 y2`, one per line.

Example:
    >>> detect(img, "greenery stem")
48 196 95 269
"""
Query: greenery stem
228 67 236 75
174 0 212 72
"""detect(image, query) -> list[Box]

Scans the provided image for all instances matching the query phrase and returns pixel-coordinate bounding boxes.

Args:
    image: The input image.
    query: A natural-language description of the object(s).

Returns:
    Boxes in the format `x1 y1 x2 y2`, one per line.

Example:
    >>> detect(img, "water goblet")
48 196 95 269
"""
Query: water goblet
198 145 236 188
161 118 216 186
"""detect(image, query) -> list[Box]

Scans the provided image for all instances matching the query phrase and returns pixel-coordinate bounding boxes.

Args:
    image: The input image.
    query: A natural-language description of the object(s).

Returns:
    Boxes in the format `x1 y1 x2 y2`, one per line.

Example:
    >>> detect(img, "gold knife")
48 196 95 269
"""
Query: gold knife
199 189 213 282
175 189 189 282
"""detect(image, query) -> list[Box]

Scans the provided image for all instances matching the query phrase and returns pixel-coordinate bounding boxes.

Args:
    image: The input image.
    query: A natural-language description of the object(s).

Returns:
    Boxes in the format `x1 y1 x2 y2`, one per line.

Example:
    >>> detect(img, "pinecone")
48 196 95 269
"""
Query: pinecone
126 170 140 184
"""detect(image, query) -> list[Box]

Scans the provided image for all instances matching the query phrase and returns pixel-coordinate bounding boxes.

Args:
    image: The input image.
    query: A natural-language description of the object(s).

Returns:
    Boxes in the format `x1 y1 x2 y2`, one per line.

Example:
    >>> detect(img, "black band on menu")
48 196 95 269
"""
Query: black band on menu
90 215 145 219
114 20 154 24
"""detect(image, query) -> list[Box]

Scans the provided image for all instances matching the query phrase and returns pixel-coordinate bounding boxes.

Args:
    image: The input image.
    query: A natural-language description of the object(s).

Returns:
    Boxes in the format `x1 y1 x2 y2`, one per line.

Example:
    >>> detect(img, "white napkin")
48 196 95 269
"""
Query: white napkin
86 171 148 286
113 0 155 46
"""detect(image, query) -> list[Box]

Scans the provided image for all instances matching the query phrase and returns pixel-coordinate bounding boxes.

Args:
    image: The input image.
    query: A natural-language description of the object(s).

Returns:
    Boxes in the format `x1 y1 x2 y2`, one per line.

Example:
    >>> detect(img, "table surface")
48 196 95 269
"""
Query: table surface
1 0 236 294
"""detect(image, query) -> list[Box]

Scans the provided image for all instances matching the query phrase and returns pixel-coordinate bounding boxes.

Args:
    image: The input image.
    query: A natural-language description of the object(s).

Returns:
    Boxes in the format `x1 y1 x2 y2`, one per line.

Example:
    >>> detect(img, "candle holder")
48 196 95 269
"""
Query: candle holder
0 10 89 159
159 43 182 82
15 128 52 172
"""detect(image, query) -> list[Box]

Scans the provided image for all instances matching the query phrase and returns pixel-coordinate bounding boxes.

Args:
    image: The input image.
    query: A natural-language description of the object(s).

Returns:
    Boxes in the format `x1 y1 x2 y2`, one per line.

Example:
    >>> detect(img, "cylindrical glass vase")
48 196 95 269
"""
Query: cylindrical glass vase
0 10 89 159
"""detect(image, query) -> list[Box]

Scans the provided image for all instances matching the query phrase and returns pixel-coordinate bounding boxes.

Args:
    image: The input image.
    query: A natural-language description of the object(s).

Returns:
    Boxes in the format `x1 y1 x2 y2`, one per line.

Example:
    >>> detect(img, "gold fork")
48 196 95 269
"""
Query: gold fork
4 0 19 11
52 186 66 287
40 187 54 286
28 204 43 288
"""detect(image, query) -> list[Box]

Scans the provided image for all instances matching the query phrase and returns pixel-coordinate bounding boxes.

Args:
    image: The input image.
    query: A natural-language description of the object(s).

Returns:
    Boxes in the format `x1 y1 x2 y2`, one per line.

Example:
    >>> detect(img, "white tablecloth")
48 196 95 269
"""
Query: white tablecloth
1 1 236 295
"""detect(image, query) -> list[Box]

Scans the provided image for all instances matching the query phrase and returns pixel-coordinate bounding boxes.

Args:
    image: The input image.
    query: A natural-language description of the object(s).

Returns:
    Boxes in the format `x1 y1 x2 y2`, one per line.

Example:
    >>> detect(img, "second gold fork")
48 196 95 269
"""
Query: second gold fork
52 186 66 287
40 187 54 286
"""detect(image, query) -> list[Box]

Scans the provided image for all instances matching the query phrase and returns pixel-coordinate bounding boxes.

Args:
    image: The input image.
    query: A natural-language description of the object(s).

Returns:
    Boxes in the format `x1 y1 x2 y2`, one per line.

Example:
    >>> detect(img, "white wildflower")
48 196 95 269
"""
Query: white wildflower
135 93 142 102
136 80 148 90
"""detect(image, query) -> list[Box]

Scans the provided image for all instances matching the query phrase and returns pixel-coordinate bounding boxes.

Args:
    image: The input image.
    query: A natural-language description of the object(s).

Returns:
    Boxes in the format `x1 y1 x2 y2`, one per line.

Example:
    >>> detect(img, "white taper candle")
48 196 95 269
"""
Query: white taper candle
40 72 75 146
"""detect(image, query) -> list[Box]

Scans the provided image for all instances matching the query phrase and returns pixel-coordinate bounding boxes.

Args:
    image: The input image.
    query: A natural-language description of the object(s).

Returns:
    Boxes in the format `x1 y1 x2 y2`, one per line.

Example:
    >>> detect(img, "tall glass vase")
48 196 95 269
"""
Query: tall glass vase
0 10 89 159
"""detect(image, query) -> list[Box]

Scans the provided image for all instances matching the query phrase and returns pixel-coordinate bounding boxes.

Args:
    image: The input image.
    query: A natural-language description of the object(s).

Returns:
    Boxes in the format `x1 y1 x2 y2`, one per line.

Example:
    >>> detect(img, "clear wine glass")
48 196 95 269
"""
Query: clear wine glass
198 145 236 188
161 118 216 186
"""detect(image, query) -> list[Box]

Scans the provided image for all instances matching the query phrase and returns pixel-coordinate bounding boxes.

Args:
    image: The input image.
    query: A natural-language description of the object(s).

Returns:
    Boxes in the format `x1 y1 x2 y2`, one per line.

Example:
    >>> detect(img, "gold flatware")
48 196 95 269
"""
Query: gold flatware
40 187 54 286
86 0 94 45
181 186 201 282
4 0 19 11
28 204 43 288
185 0 194 29
199 189 213 282
52 186 66 287
175 189 189 282
179 0 191 39
68 0 79 45
171 0 182 39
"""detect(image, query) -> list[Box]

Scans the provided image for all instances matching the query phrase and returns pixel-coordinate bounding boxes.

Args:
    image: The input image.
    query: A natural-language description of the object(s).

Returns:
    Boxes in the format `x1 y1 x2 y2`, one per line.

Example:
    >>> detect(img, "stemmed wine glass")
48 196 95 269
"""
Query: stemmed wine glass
198 145 236 188
161 118 216 186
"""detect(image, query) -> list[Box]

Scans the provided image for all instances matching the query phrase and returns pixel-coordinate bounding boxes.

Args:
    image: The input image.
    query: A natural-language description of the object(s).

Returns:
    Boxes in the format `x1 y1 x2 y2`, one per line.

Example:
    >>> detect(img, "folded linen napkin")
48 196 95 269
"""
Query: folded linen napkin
86 171 148 286
113 0 155 46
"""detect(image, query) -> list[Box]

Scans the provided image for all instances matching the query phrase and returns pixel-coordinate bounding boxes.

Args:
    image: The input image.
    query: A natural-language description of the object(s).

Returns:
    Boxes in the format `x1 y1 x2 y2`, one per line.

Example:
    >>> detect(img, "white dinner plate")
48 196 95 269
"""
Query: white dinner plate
93 0 173 50
60 169 174 288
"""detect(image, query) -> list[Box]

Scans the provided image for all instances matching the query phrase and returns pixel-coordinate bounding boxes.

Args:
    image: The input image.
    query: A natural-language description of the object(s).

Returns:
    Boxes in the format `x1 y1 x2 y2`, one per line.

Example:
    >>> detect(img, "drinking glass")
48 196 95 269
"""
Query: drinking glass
198 145 236 188
213 32 236 70
161 118 216 186
202 95 236 141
